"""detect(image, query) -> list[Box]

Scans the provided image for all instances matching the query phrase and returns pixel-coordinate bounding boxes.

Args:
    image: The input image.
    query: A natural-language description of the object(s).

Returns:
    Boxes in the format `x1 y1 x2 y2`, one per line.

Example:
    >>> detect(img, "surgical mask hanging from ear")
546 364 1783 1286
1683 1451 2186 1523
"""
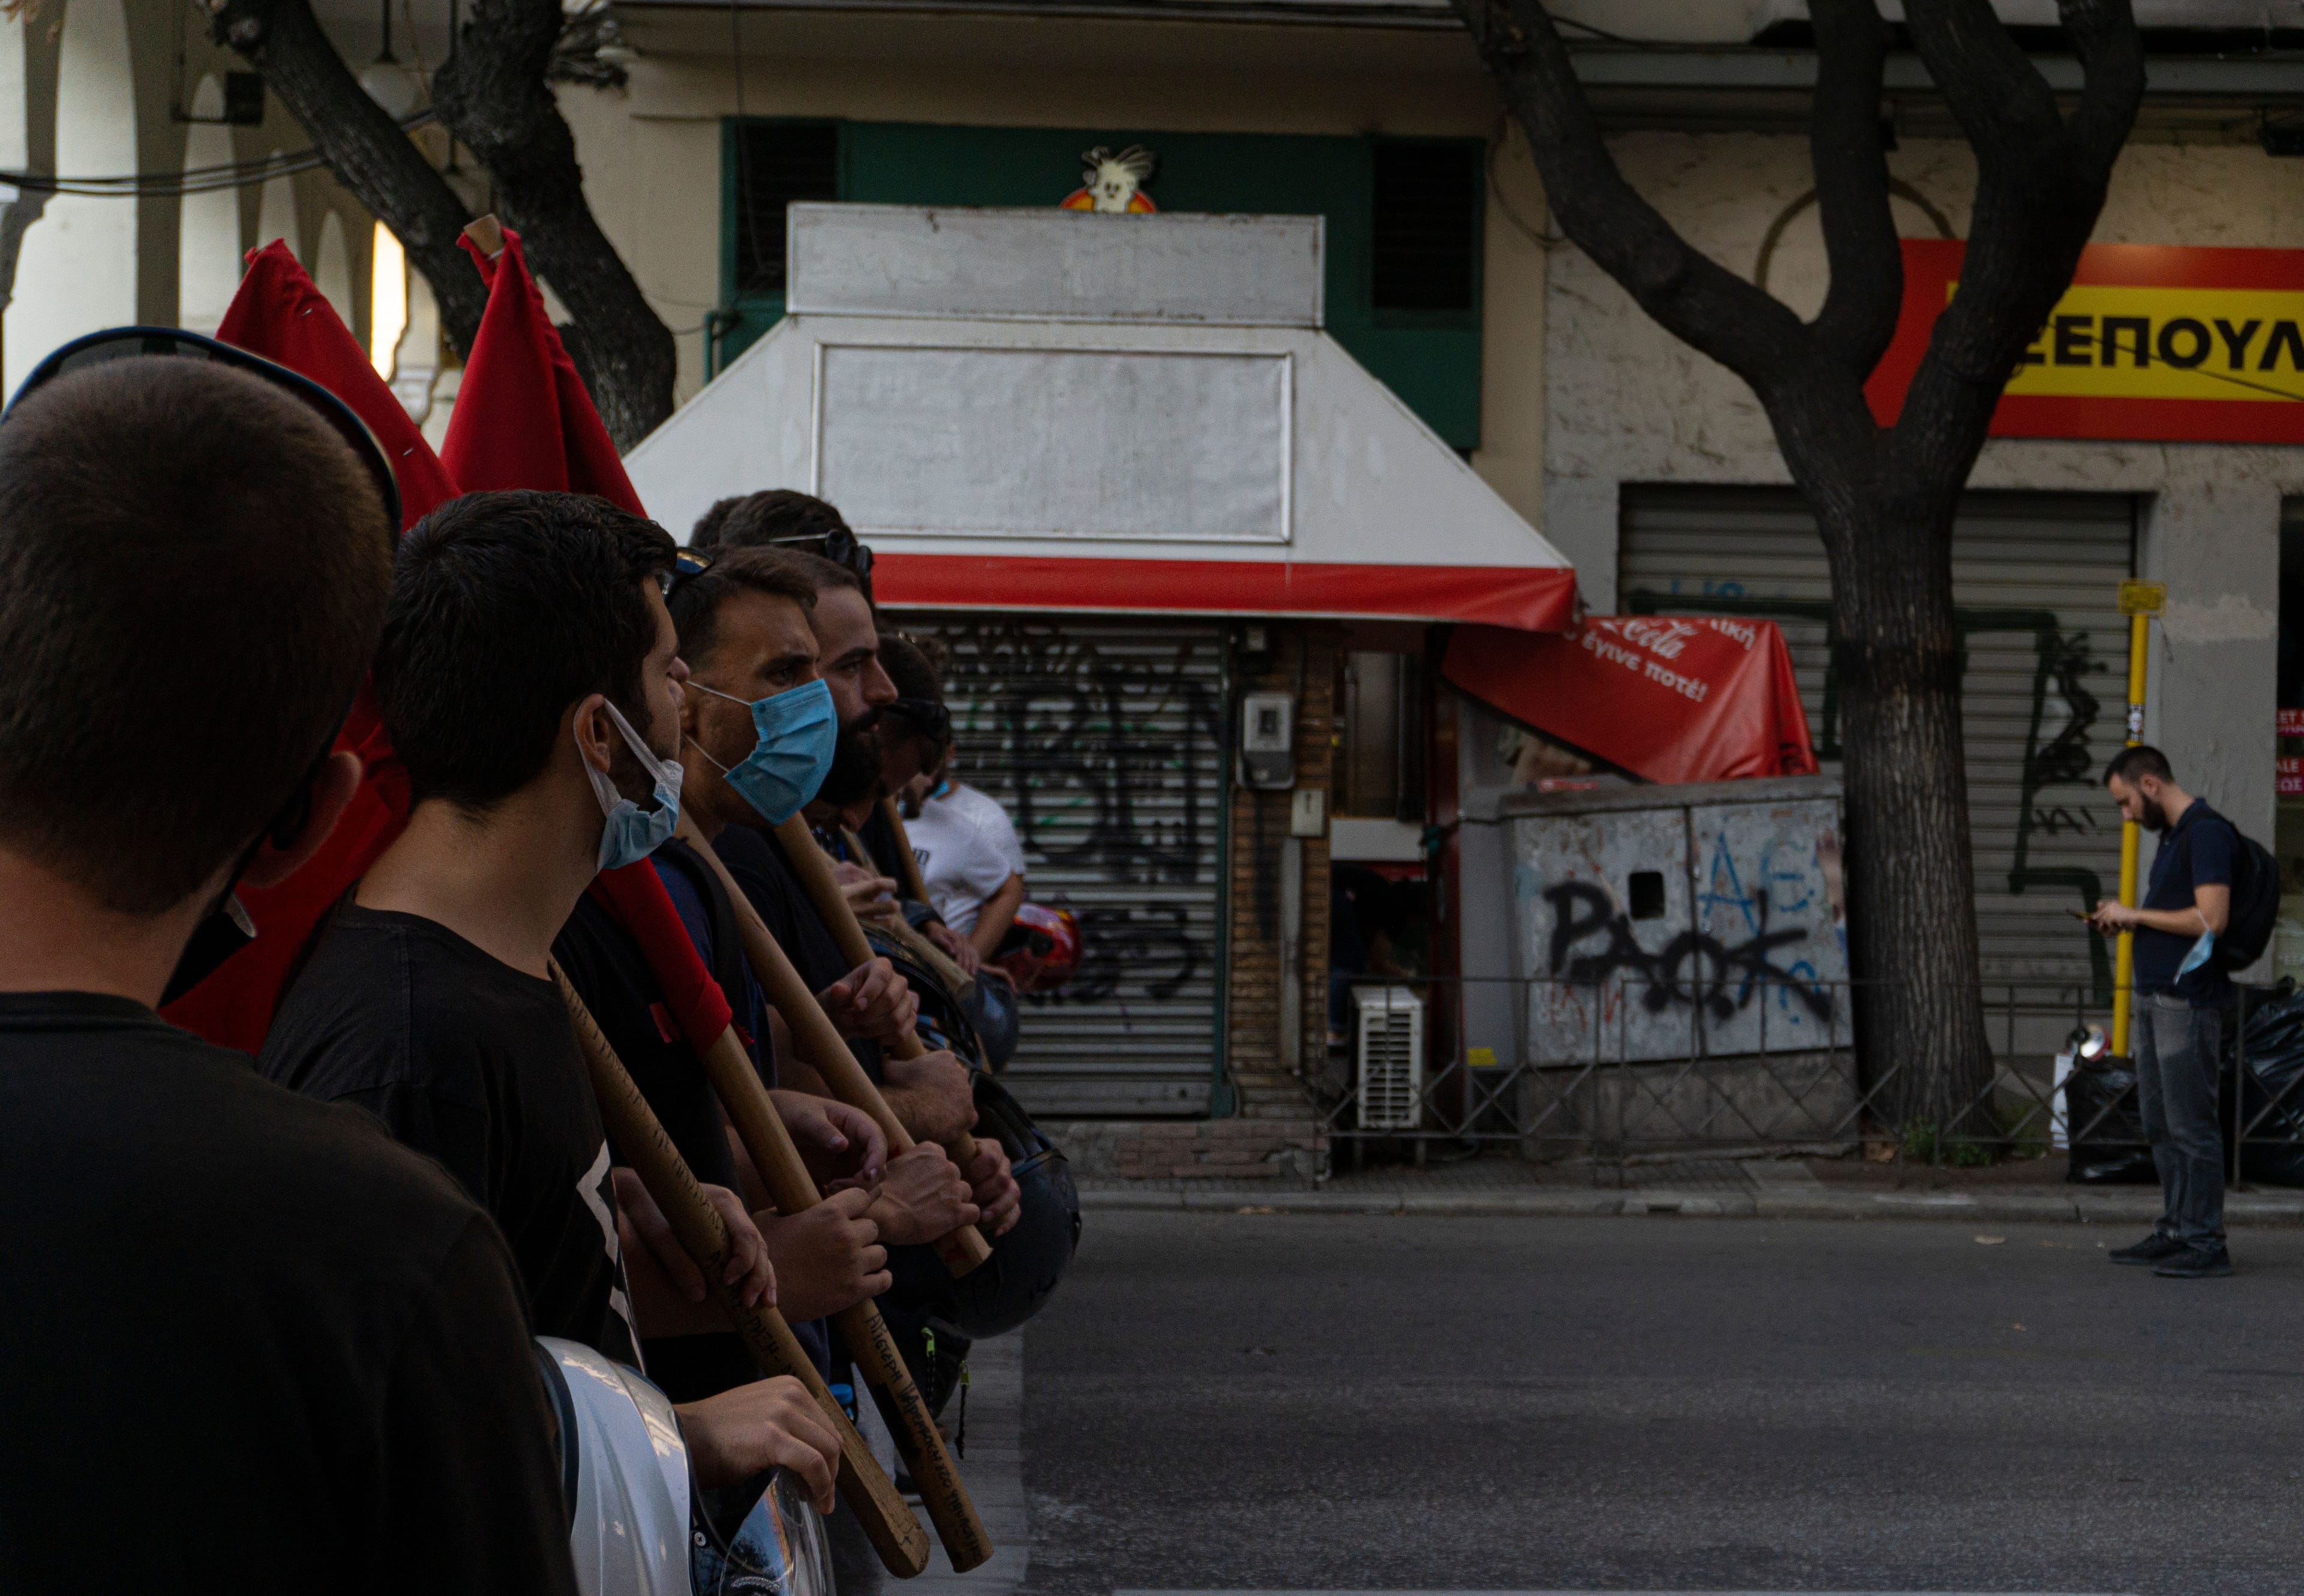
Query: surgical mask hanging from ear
581 698 683 871
686 677 838 826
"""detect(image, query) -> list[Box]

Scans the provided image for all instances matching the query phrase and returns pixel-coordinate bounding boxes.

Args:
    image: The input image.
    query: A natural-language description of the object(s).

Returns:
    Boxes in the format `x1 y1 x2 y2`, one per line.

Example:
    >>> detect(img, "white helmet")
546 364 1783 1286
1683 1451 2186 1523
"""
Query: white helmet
533 1338 836 1596
536 1337 691 1596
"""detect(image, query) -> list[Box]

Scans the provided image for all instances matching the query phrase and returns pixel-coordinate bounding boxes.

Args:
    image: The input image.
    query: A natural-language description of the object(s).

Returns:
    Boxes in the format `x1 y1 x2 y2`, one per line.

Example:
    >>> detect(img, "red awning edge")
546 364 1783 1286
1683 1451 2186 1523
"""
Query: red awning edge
872 553 1578 631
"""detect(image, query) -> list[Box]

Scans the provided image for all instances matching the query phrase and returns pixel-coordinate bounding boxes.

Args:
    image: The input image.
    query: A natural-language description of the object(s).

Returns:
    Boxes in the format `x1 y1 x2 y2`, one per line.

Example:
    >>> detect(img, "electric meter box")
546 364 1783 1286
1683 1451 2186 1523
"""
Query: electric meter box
1239 692 1295 789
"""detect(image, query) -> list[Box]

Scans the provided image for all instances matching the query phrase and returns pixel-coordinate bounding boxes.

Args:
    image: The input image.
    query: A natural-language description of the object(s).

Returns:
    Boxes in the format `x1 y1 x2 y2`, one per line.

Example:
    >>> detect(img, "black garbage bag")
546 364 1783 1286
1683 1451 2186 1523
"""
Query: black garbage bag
2065 1060 2158 1184
2234 981 2304 1186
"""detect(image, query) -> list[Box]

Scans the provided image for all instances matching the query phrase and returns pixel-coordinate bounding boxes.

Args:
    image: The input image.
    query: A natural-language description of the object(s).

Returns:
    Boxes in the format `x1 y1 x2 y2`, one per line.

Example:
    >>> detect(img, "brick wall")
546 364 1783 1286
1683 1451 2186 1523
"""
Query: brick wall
1225 624 1335 1118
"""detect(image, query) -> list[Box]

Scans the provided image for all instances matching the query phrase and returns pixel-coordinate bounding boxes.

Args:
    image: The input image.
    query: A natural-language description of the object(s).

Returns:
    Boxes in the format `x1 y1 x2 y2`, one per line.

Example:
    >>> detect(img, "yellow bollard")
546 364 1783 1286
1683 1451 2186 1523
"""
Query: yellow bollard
2110 581 2165 1058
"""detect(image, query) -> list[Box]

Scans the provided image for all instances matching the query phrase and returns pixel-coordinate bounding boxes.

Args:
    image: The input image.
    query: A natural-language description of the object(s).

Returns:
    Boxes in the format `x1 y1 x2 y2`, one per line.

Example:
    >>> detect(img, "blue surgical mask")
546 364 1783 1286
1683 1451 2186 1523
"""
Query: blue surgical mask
581 698 683 871
2177 929 2218 980
686 676 838 826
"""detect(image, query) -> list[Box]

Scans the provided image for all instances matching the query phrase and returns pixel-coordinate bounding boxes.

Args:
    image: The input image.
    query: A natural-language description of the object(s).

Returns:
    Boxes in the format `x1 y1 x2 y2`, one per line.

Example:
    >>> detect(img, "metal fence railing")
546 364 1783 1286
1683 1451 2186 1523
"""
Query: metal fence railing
1316 974 2304 1188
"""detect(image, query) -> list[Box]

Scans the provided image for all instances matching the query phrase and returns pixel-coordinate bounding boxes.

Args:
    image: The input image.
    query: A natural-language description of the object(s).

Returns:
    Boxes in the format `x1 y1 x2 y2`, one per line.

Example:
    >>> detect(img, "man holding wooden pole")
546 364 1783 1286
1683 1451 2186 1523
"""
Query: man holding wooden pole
257 490 841 1505
0 341 580 1593
554 547 985 1397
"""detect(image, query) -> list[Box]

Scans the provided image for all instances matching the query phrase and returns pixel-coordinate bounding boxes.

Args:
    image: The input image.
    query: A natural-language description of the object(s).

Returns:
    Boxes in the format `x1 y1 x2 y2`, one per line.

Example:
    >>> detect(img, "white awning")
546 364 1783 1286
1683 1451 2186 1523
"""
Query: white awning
624 203 1577 629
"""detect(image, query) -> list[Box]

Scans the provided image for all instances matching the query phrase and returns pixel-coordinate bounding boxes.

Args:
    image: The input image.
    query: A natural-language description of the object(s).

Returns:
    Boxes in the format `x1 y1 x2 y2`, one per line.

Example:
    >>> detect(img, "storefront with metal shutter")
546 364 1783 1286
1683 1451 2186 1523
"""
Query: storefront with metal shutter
908 614 1231 1118
1619 485 2136 1007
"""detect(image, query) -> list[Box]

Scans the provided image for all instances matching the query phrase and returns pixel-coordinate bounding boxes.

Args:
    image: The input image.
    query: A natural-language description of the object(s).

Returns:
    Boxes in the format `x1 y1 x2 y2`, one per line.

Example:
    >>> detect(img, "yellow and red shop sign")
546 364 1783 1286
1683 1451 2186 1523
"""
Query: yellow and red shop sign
1867 239 2304 444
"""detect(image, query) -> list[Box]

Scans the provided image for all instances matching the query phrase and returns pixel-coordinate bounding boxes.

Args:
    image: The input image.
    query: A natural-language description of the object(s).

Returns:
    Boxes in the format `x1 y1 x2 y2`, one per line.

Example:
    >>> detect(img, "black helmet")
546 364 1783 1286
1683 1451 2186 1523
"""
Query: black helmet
882 1072 1081 1345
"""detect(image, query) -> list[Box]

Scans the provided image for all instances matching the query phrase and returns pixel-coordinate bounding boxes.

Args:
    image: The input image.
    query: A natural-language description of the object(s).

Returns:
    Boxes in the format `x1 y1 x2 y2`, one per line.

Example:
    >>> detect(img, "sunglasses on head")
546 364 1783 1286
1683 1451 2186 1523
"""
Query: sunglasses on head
661 547 713 599
764 526 874 581
5 326 403 544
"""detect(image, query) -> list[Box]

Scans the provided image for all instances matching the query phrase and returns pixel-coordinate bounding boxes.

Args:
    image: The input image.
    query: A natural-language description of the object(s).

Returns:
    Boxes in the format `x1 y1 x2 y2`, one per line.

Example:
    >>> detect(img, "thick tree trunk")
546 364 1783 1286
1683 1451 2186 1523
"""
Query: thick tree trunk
208 0 484 354
1825 508 1994 1130
432 0 674 449
1456 0 2141 1136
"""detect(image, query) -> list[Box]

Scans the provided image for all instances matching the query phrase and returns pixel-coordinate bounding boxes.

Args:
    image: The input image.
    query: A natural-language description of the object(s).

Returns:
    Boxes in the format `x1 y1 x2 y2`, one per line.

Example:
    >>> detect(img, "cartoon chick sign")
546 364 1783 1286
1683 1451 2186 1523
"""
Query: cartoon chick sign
1061 145 1159 213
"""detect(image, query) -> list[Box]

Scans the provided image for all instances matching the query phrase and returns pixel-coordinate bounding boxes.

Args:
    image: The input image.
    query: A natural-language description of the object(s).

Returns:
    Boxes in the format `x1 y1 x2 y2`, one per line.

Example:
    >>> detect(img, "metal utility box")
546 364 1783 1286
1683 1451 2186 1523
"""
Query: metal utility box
1501 775 1855 1150
1507 775 1849 1060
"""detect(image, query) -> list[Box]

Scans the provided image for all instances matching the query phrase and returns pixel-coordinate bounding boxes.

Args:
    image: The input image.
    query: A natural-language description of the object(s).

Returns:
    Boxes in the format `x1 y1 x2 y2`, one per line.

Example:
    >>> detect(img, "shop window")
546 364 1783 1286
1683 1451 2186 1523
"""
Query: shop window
1334 650 1426 820
1370 140 1481 314
728 121 840 297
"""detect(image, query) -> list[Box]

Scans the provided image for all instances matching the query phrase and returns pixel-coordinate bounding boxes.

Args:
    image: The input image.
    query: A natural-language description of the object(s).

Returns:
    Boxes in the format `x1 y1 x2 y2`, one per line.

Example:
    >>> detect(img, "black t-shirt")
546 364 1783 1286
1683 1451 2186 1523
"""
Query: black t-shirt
715 822 884 1081
2136 799 2238 1008
0 992 576 1595
261 902 640 1367
554 844 842 1399
553 891 743 1192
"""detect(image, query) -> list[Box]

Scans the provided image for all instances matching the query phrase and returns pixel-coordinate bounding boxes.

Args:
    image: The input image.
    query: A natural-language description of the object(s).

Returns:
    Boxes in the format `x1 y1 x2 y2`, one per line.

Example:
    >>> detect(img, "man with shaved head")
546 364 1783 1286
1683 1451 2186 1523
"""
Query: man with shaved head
0 343 575 1594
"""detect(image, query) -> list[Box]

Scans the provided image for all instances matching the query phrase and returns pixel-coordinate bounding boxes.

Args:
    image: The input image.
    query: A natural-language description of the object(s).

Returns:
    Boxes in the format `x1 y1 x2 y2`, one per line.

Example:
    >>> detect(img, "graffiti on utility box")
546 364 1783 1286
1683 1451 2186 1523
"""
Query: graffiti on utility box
1508 781 1849 1064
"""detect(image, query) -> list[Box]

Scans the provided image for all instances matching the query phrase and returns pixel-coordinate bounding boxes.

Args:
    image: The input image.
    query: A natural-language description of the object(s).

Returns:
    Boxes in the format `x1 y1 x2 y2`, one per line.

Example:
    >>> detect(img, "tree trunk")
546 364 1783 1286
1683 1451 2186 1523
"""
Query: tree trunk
1825 506 1994 1130
1455 0 2142 1136
432 0 674 449
208 0 485 355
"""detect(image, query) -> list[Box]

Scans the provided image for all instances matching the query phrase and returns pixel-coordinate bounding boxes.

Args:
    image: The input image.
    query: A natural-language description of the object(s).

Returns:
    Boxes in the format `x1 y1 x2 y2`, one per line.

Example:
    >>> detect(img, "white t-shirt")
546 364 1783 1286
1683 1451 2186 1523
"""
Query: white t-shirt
907 781 1025 934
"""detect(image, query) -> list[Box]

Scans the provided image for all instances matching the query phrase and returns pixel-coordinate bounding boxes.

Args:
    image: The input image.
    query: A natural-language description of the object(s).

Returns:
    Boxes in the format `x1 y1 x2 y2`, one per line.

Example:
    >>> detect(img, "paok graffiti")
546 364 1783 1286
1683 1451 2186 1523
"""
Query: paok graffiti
1510 785 1850 1064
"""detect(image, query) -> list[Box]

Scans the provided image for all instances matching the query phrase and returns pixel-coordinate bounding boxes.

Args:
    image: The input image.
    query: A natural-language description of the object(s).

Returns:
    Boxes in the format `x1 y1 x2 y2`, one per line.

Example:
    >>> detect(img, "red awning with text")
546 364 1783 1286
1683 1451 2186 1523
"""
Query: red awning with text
1443 616 1819 786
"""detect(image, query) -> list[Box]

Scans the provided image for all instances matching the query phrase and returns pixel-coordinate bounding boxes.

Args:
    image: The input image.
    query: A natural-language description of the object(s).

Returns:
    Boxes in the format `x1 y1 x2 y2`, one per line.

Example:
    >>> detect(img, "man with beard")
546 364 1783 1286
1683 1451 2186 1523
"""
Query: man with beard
704 547 1015 1223
2090 745 2236 1279
262 491 840 1502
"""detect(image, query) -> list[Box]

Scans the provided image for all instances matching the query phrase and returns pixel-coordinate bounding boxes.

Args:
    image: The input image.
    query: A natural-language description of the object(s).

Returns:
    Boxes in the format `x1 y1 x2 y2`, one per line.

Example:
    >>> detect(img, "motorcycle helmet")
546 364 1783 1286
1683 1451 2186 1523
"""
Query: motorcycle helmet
533 1338 835 1596
993 904 1081 994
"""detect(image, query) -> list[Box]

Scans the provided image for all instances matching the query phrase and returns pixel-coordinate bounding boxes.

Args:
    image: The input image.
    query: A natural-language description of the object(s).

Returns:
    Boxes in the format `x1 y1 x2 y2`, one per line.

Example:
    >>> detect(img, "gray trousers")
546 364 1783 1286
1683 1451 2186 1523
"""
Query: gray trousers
2133 991 2225 1249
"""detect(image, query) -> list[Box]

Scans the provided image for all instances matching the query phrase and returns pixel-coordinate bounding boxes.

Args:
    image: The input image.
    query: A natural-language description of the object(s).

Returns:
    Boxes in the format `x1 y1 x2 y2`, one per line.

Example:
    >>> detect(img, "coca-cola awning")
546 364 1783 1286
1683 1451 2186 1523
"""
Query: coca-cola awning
623 206 1577 631
1443 616 1820 786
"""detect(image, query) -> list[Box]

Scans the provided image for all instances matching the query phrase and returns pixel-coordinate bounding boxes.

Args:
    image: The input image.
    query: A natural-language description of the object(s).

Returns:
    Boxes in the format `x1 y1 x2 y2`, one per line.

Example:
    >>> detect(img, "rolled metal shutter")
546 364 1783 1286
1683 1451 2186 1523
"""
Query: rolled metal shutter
905 614 1227 1116
1619 486 2134 1004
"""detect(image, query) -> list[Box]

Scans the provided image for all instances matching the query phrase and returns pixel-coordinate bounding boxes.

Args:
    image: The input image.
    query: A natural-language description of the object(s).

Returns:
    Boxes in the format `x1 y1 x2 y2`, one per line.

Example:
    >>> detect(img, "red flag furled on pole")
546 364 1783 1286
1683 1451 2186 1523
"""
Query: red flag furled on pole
1442 616 1819 787
215 239 458 529
440 218 646 515
163 241 449 1052
588 861 736 1049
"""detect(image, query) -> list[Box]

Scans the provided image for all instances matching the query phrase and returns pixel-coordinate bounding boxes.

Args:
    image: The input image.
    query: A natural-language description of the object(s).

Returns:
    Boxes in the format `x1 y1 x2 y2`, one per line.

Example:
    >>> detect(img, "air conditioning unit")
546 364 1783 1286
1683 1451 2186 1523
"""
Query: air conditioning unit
1355 986 1425 1131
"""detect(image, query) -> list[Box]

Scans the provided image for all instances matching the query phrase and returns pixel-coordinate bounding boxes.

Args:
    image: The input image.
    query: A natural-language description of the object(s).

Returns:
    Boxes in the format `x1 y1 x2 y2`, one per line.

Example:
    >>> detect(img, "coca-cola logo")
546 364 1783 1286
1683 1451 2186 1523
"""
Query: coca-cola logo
1616 617 1700 659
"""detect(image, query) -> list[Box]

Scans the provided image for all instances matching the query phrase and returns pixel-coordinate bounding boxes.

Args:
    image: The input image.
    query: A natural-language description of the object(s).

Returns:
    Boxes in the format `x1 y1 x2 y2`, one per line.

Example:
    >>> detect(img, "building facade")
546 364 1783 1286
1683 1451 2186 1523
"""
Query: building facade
13 1 2304 1147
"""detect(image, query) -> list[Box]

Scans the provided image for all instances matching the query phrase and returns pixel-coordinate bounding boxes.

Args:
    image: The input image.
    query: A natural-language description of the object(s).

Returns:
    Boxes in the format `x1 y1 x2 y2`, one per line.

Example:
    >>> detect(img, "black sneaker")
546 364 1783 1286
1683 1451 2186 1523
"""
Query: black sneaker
2154 1244 2234 1279
2110 1232 2186 1266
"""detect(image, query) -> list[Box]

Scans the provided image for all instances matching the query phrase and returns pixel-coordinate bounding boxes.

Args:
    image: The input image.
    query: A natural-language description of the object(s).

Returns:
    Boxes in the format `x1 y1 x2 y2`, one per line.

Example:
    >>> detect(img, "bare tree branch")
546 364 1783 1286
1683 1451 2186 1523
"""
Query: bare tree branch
1450 0 1808 400
2062 0 2150 173
208 0 484 354
1905 0 2065 160
1892 0 2143 494
1805 0 1901 379
431 0 674 449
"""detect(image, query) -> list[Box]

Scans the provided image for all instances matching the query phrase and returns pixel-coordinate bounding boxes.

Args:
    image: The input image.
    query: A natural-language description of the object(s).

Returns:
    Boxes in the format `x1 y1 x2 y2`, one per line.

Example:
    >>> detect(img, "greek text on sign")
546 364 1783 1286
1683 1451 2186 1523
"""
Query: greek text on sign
1868 240 2304 445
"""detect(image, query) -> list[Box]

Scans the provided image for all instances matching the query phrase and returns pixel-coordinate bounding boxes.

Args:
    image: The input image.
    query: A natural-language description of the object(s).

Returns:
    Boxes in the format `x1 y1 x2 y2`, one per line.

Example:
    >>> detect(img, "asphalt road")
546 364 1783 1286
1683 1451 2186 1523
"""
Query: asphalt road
1017 1213 2304 1596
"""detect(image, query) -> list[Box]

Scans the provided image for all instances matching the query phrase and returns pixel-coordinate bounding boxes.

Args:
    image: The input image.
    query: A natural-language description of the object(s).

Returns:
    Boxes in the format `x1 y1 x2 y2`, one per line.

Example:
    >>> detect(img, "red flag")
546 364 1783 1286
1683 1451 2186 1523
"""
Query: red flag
1443 616 1819 787
215 239 458 529
589 860 735 1048
163 242 446 1052
440 226 644 515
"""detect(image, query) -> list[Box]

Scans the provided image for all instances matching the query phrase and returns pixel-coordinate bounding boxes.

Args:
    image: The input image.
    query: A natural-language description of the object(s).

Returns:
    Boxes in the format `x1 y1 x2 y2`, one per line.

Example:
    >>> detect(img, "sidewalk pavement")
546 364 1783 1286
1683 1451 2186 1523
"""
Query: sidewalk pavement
1075 1153 2304 1225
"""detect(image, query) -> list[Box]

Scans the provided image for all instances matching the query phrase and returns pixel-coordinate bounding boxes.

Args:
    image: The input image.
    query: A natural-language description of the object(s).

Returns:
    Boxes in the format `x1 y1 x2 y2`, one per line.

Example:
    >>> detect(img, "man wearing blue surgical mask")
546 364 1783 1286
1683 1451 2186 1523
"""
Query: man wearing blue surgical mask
262 492 841 1505
552 546 979 1411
